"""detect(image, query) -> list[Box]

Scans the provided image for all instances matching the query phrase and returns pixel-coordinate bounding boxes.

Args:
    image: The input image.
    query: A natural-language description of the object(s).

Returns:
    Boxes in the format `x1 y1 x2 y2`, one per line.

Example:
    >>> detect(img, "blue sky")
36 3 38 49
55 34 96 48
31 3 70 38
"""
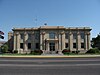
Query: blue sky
0 0 100 41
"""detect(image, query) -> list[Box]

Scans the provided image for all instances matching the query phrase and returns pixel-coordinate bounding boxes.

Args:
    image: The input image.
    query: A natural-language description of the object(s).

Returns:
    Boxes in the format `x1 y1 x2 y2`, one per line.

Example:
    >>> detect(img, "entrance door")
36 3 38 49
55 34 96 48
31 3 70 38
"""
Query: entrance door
49 43 55 51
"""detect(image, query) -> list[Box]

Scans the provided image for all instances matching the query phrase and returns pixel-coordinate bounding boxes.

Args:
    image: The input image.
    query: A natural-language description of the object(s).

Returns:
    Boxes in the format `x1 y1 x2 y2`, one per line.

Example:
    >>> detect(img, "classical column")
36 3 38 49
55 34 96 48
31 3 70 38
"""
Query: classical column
23 32 28 53
16 32 20 52
58 33 61 50
61 31 65 50
42 32 45 50
47 41 49 51
87 32 91 50
40 33 43 50
31 32 34 50
84 32 87 50
13 33 16 51
69 31 73 51
55 41 58 51
77 32 81 50
58 33 62 54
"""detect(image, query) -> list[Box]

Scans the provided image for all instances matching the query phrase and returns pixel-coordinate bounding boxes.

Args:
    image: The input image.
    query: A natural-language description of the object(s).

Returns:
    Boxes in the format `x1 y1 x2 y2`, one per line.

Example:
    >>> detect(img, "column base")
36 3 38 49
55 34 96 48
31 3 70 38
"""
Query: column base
58 50 63 55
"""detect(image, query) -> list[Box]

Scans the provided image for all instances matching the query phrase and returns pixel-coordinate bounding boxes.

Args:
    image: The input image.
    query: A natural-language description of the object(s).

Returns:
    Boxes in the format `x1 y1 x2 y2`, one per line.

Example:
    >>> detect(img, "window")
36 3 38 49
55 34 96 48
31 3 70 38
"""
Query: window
81 43 84 48
49 32 55 39
73 43 76 48
80 32 85 39
49 43 55 51
28 43 31 49
35 33 39 40
65 33 69 39
20 43 23 49
65 43 68 48
73 33 77 39
20 33 24 39
36 43 40 49
28 34 32 40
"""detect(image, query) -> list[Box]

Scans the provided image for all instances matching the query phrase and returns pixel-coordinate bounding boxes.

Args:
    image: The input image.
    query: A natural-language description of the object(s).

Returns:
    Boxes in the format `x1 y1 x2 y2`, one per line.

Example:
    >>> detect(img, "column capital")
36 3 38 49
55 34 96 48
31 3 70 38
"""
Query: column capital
77 32 80 35
31 32 34 35
15 32 19 36
24 32 27 36
61 31 65 35
40 32 45 35
87 32 90 35
69 32 72 35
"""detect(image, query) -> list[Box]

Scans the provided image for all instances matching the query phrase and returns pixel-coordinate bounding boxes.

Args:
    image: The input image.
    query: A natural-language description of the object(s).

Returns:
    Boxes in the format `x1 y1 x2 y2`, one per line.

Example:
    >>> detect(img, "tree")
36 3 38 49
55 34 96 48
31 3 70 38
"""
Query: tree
91 33 100 50
1 44 9 53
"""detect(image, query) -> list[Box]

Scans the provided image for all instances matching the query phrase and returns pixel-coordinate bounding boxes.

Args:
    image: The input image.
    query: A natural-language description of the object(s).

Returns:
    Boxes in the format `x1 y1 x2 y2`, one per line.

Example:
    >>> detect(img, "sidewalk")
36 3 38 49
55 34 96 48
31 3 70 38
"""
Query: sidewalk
0 54 100 58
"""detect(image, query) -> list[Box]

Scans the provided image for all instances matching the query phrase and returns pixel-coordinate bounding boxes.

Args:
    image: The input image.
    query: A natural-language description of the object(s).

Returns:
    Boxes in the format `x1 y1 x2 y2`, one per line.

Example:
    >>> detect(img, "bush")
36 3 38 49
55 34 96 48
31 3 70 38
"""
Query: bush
30 50 43 55
1 44 8 53
13 50 18 53
86 48 100 54
62 48 70 54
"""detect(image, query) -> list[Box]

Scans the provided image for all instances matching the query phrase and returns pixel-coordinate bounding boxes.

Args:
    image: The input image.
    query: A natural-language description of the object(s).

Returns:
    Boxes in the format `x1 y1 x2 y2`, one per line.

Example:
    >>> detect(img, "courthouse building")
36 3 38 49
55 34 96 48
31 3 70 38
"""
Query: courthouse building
8 26 92 54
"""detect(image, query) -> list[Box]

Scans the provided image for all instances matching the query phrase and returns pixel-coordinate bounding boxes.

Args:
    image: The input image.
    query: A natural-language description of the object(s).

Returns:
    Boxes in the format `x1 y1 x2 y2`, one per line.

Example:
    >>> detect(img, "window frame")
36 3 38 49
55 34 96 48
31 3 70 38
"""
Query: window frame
49 32 55 39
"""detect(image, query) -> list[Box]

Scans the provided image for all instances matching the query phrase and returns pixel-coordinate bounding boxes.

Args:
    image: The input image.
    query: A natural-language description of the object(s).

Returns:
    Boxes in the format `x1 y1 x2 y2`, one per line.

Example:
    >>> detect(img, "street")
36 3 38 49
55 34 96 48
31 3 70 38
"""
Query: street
0 57 100 75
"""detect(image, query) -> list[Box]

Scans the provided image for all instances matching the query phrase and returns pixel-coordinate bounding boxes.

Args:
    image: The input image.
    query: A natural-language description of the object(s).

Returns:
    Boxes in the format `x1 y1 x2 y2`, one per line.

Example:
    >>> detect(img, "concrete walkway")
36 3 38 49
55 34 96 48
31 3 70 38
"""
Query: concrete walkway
0 54 100 58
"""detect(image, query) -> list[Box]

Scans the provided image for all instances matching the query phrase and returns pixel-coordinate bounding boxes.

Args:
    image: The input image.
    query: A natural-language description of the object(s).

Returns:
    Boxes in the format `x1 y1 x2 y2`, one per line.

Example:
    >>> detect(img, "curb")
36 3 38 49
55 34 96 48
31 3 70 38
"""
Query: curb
0 55 100 58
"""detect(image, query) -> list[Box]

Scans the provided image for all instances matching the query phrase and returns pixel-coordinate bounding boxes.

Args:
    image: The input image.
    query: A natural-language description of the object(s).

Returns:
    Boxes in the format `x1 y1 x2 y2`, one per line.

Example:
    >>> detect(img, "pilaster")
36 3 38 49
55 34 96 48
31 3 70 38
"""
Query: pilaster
69 31 73 51
61 31 65 50
31 32 34 50
16 32 20 51
84 32 87 50
23 32 28 53
13 33 16 51
40 33 43 50
87 32 91 50
58 33 61 50
77 32 81 50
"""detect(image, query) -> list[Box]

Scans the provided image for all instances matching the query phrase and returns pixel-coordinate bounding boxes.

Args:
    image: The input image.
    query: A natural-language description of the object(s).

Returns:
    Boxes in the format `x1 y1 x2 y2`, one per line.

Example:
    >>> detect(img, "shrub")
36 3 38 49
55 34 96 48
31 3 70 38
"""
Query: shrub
1 44 8 53
62 48 70 54
86 48 100 54
76 50 80 54
13 50 18 53
30 50 43 55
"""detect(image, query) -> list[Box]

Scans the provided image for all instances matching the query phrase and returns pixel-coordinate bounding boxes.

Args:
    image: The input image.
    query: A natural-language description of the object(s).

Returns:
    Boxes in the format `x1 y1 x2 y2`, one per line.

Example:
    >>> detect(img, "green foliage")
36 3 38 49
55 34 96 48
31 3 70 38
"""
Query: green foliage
30 50 43 55
86 48 100 54
13 50 18 53
91 33 100 49
1 44 8 53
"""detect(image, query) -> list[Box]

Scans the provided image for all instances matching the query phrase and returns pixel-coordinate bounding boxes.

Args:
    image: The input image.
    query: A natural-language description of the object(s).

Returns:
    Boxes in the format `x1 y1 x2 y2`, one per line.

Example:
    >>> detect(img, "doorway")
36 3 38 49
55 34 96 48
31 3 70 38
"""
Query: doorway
49 43 55 51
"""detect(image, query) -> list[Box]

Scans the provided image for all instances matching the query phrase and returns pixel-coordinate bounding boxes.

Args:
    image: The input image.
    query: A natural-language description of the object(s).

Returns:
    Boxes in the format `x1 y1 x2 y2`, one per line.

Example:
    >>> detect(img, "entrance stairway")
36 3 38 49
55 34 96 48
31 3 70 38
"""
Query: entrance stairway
42 50 63 55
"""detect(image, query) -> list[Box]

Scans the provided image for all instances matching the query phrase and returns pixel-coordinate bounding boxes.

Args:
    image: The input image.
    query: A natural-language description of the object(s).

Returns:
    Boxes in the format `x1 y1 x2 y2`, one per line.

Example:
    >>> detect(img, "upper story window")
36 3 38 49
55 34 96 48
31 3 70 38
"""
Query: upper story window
73 33 77 39
49 32 55 39
28 33 32 40
35 33 39 40
65 33 69 39
20 33 24 39
80 32 85 39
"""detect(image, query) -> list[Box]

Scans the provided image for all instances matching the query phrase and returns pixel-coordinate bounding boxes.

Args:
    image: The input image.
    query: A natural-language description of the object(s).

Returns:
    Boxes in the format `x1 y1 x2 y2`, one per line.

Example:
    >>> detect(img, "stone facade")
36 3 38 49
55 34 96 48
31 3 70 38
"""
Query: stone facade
8 26 92 54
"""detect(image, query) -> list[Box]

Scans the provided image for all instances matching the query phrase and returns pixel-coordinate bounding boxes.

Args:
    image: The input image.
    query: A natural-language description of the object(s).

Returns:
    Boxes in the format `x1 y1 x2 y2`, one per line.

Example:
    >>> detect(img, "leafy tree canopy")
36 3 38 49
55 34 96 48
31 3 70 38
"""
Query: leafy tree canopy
91 33 100 50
